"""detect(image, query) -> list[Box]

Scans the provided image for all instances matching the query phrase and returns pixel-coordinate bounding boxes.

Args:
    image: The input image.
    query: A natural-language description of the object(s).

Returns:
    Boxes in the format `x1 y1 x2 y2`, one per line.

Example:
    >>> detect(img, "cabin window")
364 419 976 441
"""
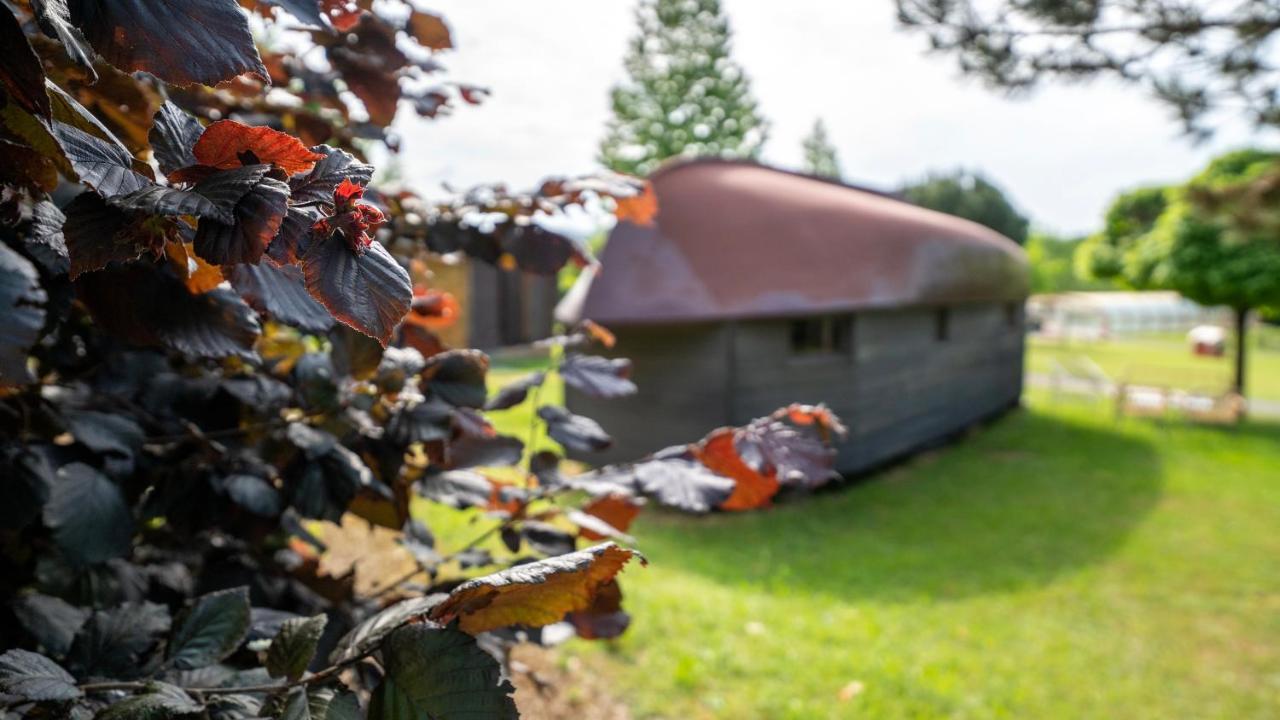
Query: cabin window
790 315 852 356
1004 302 1019 329
935 307 950 342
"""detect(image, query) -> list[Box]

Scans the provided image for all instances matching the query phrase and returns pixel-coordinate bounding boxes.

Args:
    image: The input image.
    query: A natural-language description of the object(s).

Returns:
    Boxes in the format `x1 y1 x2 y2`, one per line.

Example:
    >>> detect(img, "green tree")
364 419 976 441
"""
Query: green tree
1025 233 1114 294
801 118 841 179
900 170 1030 244
600 0 767 176
1078 150 1280 394
896 0 1280 138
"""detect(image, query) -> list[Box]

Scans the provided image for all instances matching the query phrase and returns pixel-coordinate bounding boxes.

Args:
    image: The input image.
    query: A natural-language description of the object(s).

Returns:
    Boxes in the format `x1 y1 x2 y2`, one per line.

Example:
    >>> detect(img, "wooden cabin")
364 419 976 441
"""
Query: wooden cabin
556 159 1030 474
425 254 557 350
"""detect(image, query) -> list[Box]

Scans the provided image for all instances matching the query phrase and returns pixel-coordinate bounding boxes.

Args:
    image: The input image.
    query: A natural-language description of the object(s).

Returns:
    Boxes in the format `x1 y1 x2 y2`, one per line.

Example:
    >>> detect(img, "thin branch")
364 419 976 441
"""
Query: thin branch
79 648 374 698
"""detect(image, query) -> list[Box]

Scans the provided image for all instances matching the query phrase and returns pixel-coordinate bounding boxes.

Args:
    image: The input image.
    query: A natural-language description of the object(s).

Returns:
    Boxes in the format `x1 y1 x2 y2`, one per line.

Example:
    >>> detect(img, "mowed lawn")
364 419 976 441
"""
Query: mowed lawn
480 358 1280 718
546 393 1280 719
1026 326 1280 402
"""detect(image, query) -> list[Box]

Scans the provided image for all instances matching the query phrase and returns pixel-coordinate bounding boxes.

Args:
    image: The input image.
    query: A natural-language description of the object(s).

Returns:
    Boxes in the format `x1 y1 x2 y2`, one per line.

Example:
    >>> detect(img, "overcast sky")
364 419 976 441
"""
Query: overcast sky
395 0 1276 236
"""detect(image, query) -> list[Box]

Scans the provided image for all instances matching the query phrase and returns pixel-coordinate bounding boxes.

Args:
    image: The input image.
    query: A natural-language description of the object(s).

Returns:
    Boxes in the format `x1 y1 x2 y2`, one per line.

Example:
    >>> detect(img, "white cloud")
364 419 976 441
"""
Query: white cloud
398 0 1276 235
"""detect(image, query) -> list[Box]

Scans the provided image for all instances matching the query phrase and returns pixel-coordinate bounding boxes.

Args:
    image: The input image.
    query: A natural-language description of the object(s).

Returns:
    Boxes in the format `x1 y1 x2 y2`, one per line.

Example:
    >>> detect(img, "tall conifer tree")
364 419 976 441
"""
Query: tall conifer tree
600 0 766 176
802 118 841 179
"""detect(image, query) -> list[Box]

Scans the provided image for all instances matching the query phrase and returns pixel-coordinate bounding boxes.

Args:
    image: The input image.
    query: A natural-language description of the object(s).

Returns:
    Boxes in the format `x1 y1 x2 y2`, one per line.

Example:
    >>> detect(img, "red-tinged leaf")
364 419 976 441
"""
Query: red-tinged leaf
312 179 385 253
399 324 446 359
734 419 840 490
419 349 489 408
48 121 150 198
429 543 645 634
0 11 51 118
0 138 59 194
148 101 204 175
287 146 373 204
695 428 780 511
194 175 290 265
615 182 658 226
328 14 405 126
301 237 411 345
404 287 460 330
230 261 334 334
484 371 545 411
67 0 269 87
76 262 260 360
406 11 453 50
577 495 642 541
781 402 850 441
268 206 324 265
321 0 364 31
559 354 637 399
537 405 612 453
566 579 631 640
193 120 323 175
0 244 46 385
582 319 616 348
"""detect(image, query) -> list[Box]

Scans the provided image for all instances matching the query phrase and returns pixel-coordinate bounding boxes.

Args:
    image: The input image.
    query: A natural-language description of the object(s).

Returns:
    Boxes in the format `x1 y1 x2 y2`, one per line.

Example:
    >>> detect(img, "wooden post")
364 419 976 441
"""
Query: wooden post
1233 307 1248 397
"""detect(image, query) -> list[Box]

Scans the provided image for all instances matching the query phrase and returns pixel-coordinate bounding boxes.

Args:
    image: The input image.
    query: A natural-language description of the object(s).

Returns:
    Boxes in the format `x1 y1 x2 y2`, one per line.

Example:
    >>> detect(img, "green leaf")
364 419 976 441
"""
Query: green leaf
168 587 251 670
11 592 89 658
42 462 134 566
266 615 327 680
68 602 171 680
382 623 518 720
279 686 361 720
98 682 201 720
0 649 81 701
367 677 428 720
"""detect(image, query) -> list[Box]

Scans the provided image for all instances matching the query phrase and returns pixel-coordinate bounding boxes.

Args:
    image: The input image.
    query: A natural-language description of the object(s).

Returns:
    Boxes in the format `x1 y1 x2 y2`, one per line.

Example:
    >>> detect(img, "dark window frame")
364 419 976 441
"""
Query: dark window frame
789 314 854 358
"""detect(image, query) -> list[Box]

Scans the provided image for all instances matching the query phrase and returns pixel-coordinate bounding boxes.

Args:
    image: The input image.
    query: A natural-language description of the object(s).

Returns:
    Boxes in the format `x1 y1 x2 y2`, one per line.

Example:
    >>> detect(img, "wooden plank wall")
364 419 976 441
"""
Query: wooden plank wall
731 302 1024 473
563 323 733 465
566 303 1024 473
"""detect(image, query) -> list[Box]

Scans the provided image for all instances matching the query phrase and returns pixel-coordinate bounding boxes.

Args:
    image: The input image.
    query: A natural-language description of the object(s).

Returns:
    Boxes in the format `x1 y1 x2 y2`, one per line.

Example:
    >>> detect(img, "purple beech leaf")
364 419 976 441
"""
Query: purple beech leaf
67 0 269 87
0 243 46 385
301 237 411 346
559 354 637 399
149 101 204 175
194 175 290 265
230 261 335 334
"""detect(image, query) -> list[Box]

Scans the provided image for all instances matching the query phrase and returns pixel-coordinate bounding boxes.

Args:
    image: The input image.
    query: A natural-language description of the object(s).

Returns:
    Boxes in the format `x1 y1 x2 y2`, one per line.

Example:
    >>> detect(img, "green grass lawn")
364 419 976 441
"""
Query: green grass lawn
1027 326 1280 402
554 392 1280 719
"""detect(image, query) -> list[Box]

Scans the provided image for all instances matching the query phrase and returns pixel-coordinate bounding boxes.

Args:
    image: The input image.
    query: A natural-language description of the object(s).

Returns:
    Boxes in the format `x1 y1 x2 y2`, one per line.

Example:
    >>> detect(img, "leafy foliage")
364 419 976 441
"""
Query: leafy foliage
801 118 841 180
1075 149 1280 392
900 169 1030 245
0 2 847 716
896 0 1280 138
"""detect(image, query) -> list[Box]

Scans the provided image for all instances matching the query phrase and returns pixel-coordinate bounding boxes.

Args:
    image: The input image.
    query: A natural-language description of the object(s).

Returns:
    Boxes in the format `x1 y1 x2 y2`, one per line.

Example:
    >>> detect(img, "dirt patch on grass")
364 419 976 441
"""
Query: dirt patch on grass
512 645 631 720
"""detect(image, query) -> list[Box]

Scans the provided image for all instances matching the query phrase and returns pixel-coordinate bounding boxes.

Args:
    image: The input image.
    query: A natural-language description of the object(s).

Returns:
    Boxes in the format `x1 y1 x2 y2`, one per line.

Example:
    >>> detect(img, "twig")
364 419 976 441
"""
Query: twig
80 649 373 698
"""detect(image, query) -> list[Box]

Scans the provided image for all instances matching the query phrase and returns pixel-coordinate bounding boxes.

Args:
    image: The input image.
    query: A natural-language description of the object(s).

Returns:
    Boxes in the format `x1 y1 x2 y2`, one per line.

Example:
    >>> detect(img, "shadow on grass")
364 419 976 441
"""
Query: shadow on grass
628 408 1163 603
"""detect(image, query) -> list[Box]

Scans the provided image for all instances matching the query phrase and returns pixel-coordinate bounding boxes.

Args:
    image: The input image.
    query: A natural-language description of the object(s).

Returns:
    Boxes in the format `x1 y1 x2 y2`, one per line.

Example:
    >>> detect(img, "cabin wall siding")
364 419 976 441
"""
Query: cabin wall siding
566 302 1024 474
564 323 732 465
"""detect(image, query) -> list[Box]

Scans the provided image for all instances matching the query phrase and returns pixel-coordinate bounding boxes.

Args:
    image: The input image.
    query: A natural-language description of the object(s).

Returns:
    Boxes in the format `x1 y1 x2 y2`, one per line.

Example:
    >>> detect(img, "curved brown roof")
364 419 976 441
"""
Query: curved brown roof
564 159 1029 325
